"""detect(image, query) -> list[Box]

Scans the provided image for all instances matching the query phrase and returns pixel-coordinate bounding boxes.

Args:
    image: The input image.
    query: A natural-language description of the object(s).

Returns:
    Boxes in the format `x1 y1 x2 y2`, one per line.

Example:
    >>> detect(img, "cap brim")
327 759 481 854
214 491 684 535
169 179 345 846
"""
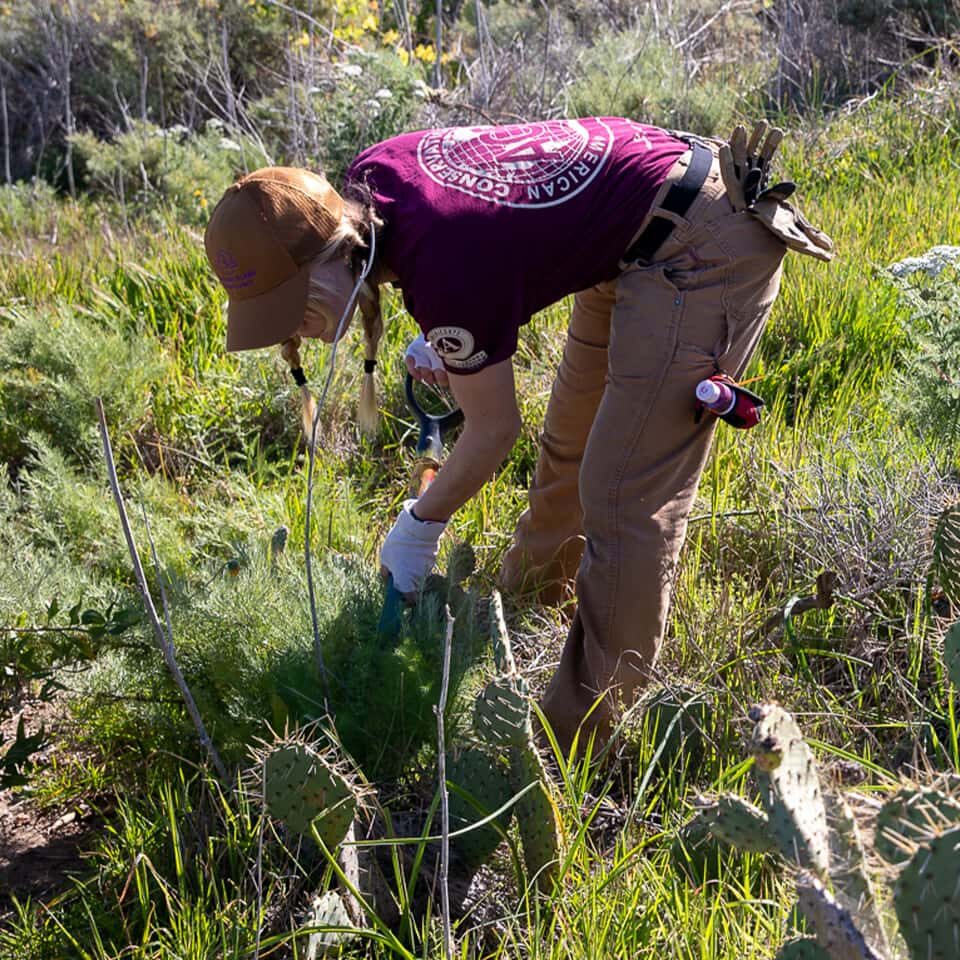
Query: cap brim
225 263 310 352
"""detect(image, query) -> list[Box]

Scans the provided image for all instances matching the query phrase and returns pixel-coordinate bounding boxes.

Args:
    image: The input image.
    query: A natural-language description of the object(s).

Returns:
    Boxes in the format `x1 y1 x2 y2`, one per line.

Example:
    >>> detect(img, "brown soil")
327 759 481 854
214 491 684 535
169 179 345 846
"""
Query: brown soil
0 698 102 913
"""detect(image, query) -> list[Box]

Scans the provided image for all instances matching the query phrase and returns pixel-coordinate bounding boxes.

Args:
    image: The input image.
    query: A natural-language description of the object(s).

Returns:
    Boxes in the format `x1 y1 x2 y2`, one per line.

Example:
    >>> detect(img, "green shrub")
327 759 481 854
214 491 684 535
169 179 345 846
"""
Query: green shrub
0 304 166 469
885 246 960 454
78 548 484 780
565 30 746 135
69 120 265 225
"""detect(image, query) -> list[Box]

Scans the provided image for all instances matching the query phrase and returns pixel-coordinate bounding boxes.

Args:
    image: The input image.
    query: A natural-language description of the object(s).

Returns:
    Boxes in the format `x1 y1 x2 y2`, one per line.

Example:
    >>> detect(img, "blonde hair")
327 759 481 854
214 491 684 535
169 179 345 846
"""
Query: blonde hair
281 189 384 442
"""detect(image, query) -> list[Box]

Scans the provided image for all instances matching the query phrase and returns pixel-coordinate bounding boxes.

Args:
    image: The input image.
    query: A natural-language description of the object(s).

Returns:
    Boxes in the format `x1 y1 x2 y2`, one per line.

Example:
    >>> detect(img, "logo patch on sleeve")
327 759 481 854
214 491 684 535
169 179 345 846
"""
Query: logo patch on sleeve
427 327 488 370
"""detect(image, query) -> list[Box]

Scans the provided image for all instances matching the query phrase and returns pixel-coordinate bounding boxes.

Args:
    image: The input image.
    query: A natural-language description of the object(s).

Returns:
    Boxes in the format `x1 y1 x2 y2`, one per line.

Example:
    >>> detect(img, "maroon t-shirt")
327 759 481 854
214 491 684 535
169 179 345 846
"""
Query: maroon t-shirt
346 118 687 373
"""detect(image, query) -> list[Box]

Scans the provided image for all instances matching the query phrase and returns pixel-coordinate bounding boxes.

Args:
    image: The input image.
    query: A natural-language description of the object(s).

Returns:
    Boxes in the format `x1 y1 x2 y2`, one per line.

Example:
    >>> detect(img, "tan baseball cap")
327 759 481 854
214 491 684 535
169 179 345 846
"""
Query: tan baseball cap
204 167 345 351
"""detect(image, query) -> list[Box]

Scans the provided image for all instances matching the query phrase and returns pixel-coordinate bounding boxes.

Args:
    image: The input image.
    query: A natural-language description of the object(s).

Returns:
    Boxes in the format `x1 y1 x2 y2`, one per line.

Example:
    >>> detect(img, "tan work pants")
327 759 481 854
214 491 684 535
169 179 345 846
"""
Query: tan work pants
501 148 787 750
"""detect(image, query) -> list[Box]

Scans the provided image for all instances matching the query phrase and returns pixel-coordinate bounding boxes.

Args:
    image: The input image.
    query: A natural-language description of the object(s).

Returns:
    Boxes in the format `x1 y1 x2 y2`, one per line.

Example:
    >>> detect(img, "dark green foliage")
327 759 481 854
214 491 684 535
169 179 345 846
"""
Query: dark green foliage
0 716 47 790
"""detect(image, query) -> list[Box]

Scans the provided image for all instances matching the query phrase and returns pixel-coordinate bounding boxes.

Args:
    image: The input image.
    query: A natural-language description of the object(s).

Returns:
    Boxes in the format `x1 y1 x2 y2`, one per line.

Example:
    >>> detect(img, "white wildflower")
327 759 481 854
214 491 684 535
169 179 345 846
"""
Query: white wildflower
375 88 393 99
336 62 363 77
218 137 243 152
889 245 960 278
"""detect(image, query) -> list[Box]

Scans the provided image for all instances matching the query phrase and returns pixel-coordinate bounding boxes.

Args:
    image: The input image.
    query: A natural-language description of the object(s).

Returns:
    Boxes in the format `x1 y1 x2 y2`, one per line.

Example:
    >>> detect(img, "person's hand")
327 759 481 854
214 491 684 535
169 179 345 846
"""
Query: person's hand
380 499 447 596
405 334 449 386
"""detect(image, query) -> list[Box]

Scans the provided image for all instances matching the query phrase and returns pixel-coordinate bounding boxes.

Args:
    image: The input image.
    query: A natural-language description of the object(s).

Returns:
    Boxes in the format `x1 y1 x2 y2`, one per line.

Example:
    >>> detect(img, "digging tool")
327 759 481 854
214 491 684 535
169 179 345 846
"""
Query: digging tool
377 373 463 639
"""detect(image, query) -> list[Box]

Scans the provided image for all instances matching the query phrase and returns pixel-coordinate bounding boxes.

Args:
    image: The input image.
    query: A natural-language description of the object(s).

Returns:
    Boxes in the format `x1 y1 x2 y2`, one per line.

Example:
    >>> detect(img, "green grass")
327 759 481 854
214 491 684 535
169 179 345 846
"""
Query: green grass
1 84 959 957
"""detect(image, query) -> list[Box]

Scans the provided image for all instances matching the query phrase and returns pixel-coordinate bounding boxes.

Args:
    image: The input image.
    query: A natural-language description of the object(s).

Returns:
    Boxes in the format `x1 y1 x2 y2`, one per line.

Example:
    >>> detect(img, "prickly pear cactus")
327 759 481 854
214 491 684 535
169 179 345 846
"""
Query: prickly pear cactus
893 825 960 960
874 782 960 865
636 684 712 782
946 620 960 693
776 938 833 960
270 525 289 564
796 872 883 960
248 733 370 849
446 745 514 870
932 502 960 604
465 592 562 891
823 792 888 955
512 747 563 890
704 794 777 854
749 704 830 877
303 891 356 960
446 542 476 588
489 590 517 675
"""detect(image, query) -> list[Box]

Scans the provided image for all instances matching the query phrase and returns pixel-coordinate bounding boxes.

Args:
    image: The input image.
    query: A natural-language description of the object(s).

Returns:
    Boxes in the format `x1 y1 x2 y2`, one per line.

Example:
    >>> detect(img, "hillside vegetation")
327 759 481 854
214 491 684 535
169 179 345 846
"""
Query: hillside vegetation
1 1 960 957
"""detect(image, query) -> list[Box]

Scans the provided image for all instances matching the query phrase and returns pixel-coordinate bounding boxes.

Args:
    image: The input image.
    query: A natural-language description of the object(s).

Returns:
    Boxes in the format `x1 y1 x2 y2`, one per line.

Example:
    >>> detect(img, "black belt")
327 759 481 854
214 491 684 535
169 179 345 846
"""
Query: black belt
623 140 713 264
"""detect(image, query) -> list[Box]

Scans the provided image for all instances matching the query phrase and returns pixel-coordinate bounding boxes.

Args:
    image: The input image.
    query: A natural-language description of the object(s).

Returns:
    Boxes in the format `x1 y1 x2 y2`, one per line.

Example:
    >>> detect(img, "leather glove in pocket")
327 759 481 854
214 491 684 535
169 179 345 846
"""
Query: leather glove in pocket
750 196 834 262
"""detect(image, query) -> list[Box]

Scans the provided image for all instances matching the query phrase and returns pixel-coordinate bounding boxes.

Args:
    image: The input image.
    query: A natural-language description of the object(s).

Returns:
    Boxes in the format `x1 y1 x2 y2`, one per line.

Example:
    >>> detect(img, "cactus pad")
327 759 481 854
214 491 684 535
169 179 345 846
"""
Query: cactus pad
748 704 830 876
489 591 517 675
303 891 356 960
446 542 476 587
475 674 532 748
705 794 777 854
946 620 960 693
257 741 363 848
893 825 960 960
796 872 883 960
776 939 833 960
636 684 712 782
446 745 514 870
932 502 960 604
874 783 960 865
512 748 562 891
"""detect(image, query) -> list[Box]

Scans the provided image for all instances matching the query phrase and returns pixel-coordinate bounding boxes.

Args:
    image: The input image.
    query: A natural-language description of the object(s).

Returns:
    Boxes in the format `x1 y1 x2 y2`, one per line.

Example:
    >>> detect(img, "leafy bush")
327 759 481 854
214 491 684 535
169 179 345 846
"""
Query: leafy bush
69 121 265 225
250 48 428 182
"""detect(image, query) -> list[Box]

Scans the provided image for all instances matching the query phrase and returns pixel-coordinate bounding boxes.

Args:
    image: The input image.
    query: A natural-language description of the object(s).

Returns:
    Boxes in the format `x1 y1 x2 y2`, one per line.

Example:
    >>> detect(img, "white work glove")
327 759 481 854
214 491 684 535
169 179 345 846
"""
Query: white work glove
380 499 447 595
405 334 449 386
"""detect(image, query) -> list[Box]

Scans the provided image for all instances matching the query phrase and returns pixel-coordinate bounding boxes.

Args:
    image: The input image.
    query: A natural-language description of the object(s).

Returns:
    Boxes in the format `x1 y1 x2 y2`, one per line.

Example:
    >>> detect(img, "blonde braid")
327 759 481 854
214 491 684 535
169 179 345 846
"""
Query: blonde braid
357 277 382 435
280 336 318 444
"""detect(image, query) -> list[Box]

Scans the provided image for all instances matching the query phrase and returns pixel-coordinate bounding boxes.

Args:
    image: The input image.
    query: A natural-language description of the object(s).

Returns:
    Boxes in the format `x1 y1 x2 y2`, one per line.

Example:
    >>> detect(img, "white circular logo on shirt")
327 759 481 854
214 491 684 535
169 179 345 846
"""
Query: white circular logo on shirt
427 327 488 370
417 119 614 208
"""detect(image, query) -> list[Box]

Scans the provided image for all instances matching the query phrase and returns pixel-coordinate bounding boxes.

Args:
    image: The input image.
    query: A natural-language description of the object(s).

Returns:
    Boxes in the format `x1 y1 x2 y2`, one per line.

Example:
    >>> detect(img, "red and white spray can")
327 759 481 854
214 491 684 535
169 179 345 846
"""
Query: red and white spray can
694 374 764 429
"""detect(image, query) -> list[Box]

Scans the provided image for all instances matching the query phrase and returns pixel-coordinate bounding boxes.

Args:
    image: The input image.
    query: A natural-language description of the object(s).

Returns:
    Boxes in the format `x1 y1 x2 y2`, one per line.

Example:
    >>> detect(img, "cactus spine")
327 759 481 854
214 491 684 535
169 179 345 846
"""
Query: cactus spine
703 794 777 854
874 782 960 865
446 745 514 870
676 705 960 960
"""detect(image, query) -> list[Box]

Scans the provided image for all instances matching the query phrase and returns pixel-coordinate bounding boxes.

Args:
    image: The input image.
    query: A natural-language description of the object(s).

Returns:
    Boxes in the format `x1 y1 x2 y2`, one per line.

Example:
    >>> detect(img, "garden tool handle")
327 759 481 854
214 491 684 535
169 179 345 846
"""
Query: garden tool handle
412 458 440 498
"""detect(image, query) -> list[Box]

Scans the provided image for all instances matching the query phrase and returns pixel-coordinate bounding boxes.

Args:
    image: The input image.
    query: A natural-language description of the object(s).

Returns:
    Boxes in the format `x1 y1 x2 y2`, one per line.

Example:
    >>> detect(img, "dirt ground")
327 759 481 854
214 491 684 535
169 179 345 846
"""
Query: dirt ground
0 698 100 912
